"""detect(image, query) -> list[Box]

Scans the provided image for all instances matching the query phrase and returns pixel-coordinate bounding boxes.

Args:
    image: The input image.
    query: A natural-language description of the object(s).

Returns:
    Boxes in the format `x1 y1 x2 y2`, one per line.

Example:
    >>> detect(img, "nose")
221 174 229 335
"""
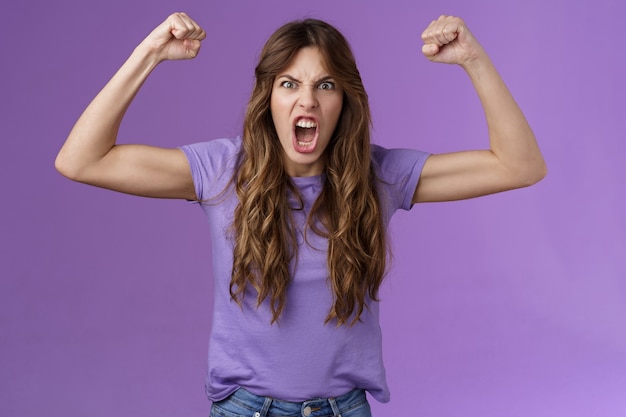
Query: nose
298 86 318 110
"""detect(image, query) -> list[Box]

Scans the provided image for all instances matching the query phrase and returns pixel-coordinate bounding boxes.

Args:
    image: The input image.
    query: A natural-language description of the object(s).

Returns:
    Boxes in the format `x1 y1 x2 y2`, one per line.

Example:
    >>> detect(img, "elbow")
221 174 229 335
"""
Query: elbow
55 151 84 182
518 158 548 188
54 152 72 179
535 160 548 183
55 152 70 178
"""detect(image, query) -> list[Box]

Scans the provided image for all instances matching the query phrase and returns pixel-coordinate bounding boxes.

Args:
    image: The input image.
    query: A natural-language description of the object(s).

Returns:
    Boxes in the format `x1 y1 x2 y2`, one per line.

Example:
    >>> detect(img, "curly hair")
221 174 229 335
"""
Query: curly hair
230 18 387 326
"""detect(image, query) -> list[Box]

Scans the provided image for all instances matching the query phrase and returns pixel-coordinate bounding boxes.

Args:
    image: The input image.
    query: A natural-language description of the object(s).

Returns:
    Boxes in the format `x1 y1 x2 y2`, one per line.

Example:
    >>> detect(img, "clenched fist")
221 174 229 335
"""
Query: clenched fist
141 12 206 62
421 15 485 67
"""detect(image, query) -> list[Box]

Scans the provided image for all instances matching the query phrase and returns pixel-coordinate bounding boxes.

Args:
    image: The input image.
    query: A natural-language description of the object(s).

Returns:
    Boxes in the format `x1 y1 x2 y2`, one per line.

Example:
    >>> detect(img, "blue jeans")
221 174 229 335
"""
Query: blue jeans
210 387 372 417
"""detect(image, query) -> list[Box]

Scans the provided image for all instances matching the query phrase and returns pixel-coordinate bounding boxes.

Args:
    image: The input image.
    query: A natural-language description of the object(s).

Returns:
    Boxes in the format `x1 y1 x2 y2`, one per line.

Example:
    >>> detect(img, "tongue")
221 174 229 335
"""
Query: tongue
296 127 315 143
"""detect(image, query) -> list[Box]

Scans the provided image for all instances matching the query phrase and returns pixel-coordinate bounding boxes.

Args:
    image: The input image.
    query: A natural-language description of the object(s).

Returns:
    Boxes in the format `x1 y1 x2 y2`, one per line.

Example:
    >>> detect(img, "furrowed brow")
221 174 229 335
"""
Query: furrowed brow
277 74 301 83
277 74 334 84
315 75 334 83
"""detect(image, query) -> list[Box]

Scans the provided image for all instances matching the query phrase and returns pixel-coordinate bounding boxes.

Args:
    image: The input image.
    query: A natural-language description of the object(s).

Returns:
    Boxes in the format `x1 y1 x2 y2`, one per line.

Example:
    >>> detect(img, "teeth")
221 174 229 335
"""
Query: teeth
296 119 317 128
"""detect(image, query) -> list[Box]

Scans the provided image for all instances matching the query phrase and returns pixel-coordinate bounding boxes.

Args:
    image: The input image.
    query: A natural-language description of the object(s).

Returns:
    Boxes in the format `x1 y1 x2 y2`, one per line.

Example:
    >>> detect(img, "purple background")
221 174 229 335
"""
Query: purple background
2 0 625 416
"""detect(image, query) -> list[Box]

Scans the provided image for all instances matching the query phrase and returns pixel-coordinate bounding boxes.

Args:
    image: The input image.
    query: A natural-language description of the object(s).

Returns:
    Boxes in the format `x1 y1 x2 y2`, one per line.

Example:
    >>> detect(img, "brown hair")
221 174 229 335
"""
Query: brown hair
230 18 386 326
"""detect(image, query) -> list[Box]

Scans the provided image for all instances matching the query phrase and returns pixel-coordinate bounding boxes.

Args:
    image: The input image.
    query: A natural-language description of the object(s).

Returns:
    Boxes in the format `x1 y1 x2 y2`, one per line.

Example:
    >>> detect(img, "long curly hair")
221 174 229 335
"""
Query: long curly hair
230 18 387 326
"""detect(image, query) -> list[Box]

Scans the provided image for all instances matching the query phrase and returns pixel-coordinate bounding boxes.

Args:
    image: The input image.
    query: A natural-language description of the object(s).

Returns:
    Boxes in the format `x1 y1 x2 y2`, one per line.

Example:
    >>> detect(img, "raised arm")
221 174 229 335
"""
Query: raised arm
55 13 206 200
413 16 547 204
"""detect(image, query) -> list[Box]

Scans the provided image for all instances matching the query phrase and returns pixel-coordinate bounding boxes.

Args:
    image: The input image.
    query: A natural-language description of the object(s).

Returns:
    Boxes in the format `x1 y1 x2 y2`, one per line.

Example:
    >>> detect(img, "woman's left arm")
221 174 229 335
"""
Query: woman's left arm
413 15 547 203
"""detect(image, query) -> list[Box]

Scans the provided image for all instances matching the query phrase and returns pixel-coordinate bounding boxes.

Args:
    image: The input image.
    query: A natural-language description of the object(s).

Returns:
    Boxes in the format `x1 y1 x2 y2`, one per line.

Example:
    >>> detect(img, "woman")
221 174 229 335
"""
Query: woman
55 12 546 417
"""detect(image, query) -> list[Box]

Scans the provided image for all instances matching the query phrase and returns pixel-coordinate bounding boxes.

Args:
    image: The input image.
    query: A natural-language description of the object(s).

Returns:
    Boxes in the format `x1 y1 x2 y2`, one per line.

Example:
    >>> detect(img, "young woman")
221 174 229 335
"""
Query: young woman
55 12 546 417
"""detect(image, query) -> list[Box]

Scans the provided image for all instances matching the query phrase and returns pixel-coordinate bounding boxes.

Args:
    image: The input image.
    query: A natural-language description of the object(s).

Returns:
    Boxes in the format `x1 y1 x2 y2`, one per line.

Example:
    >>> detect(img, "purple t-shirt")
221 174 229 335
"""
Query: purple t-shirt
180 137 429 403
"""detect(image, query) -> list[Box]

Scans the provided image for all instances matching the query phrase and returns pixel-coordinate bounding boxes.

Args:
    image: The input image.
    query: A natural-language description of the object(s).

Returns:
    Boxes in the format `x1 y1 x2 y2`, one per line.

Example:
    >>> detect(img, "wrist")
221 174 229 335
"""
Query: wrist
460 49 492 77
133 39 166 68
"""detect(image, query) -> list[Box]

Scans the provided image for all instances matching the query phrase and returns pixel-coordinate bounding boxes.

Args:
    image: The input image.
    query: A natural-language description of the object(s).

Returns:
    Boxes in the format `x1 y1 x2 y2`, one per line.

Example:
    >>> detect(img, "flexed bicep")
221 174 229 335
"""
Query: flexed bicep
413 150 533 203
56 13 205 201
68 145 197 200
412 16 546 205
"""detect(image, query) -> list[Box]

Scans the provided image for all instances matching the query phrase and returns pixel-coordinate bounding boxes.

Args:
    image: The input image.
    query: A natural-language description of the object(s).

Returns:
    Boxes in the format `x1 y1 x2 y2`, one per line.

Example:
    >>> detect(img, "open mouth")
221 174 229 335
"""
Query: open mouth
293 118 319 153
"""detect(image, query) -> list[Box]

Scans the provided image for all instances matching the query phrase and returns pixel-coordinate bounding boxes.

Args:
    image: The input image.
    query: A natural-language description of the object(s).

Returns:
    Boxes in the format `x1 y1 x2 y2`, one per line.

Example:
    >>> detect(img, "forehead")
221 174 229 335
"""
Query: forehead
278 47 330 78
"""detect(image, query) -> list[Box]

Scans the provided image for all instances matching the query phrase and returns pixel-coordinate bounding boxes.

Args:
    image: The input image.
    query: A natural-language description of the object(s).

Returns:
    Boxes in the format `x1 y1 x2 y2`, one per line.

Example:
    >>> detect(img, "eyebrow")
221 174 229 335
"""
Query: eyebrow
277 74 335 84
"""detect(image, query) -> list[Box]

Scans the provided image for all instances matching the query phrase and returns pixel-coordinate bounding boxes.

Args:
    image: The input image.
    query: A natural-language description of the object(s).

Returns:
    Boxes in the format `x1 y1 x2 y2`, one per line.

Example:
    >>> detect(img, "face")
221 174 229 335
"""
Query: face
270 47 343 177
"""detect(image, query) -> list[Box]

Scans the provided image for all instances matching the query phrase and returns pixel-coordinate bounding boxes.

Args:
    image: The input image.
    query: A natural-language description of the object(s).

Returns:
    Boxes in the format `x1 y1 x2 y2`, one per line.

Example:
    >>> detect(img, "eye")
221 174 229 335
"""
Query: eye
318 81 335 90
280 80 297 89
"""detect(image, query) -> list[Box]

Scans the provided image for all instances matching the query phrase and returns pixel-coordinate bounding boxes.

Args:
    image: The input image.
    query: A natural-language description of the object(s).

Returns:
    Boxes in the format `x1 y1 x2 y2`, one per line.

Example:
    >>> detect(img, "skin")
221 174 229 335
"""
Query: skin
55 13 201 200
270 47 344 177
55 13 546 202
414 15 546 203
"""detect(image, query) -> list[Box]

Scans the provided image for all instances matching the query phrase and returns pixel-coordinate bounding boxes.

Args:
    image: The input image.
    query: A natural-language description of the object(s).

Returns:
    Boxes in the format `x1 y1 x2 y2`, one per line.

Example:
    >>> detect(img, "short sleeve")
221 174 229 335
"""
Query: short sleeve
179 137 242 201
371 145 431 212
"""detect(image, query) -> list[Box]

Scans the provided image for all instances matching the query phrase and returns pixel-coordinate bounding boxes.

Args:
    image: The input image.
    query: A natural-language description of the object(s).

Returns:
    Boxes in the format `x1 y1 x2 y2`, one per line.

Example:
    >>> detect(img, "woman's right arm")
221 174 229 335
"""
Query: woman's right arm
55 13 205 200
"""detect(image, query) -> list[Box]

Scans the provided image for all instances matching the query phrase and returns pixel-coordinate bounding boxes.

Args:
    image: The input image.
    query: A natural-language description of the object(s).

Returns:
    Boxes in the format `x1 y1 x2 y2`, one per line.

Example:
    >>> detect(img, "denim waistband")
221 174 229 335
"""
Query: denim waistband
211 387 370 417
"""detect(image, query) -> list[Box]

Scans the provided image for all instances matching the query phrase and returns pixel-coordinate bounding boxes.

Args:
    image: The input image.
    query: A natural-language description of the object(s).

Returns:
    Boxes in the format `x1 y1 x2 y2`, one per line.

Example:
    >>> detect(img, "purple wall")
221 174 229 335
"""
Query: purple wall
2 0 625 416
